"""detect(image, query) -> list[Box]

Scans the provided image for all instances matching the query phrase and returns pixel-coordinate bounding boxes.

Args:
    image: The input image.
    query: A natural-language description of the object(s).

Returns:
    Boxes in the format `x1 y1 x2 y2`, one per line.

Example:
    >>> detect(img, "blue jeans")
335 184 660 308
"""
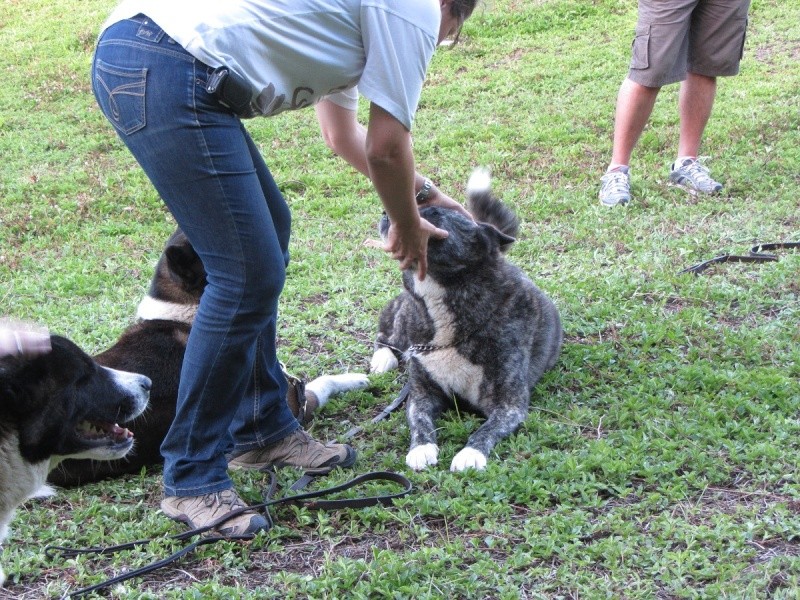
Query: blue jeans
92 15 300 496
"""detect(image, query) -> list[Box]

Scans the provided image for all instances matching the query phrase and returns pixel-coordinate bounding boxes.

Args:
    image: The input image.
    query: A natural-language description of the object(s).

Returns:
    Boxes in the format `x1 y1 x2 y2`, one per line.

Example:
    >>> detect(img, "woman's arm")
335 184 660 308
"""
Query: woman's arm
315 99 471 218
315 99 371 177
365 103 447 280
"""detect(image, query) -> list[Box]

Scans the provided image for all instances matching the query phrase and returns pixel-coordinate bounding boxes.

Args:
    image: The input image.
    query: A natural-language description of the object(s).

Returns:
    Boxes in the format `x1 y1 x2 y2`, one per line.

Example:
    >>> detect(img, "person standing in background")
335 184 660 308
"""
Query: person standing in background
599 0 751 207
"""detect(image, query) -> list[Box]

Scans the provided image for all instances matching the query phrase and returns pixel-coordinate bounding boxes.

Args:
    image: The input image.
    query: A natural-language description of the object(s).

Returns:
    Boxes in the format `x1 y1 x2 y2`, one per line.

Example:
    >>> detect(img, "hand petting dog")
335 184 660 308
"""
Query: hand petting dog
0 320 51 358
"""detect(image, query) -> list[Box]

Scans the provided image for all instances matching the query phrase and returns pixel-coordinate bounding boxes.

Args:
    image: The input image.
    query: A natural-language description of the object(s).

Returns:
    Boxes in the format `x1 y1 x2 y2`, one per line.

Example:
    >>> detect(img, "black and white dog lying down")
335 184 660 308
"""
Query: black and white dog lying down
0 335 151 586
49 228 369 487
371 169 563 472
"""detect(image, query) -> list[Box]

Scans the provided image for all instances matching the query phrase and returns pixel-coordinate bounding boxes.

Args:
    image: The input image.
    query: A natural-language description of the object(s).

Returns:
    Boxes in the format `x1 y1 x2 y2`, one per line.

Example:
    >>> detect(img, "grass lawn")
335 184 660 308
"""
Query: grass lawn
1 0 799 598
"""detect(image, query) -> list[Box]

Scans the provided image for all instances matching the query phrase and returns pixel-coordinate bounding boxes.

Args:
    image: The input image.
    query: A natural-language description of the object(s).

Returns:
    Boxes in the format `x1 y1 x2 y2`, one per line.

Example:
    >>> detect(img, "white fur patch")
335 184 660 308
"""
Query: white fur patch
136 295 197 325
415 349 484 406
409 277 485 405
305 373 369 409
29 484 55 499
1 432 51 588
466 167 491 195
450 447 487 472
406 443 439 471
108 366 150 415
370 347 398 373
410 278 456 347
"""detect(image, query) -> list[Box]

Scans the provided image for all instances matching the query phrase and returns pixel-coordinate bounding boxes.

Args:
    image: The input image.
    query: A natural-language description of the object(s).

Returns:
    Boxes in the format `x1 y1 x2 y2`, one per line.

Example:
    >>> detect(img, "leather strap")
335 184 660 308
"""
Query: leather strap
49 469 412 598
680 241 799 275
341 380 409 441
49 379 414 597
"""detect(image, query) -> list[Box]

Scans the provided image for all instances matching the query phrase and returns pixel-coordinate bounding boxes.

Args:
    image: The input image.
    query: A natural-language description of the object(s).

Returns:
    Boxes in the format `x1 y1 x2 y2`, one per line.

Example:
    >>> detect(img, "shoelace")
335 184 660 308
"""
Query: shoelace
601 170 629 196
204 490 246 512
677 160 718 189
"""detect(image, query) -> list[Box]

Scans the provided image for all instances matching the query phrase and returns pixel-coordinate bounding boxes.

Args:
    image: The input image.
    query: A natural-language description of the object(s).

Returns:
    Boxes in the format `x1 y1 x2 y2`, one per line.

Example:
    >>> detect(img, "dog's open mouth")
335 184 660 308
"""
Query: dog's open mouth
75 420 134 448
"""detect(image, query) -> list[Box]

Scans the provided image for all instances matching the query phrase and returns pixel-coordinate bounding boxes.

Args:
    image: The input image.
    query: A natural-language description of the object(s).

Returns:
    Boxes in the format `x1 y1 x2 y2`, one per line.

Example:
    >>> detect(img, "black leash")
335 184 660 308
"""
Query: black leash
48 384 412 598
49 470 412 598
680 241 800 275
341 380 410 441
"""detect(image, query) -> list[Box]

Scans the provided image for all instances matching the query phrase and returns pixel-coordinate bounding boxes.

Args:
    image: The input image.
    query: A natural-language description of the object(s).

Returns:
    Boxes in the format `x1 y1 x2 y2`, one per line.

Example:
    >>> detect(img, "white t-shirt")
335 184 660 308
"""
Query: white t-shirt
102 0 440 129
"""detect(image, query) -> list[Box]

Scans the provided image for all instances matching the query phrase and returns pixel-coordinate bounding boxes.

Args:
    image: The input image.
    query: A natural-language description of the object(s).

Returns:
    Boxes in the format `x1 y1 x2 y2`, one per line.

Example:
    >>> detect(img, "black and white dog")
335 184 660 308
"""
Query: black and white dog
49 228 368 487
0 335 151 585
370 169 563 472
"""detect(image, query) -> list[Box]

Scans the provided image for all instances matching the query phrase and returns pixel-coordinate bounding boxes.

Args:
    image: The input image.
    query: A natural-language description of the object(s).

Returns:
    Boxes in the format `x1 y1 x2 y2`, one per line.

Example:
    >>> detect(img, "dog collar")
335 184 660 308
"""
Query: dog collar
408 343 445 355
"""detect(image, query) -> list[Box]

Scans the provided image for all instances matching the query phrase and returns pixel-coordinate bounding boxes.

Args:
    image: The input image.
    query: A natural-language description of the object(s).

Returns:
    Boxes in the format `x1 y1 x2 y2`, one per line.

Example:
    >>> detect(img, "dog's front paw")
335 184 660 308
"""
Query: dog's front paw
29 484 56 499
406 443 439 471
370 347 398 373
450 447 487 472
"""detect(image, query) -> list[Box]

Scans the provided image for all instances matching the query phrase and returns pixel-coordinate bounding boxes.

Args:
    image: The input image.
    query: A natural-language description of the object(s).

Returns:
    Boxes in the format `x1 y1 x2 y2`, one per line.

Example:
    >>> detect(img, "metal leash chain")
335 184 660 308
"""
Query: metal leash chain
48 384 412 598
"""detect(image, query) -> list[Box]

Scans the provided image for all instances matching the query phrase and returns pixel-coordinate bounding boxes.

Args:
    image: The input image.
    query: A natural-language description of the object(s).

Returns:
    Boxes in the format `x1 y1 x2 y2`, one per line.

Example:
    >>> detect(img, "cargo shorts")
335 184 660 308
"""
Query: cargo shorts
628 0 751 88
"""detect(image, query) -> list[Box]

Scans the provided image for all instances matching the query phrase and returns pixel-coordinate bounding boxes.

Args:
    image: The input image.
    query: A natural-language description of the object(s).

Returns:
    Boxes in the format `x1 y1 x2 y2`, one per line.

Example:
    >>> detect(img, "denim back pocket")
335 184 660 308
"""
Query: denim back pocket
93 58 147 135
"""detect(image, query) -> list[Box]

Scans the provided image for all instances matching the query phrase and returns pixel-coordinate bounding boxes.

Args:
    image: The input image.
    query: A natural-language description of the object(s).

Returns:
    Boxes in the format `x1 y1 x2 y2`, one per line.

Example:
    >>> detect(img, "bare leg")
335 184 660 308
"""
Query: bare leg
610 77 661 167
677 72 717 159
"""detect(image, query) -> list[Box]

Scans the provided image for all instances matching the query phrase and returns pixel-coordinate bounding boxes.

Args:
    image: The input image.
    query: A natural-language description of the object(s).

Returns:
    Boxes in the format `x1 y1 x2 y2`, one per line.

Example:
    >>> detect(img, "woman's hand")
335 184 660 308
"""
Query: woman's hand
384 217 448 280
418 186 473 220
0 319 51 358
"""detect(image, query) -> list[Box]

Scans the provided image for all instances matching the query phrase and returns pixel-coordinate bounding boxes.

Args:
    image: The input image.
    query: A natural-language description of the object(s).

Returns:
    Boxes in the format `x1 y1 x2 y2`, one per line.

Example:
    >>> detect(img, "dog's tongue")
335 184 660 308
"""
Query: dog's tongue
108 423 134 441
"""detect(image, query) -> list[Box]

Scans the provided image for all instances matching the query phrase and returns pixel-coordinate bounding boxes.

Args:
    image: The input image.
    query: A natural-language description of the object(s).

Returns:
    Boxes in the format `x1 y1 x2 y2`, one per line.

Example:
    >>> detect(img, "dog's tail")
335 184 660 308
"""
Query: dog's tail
467 168 520 244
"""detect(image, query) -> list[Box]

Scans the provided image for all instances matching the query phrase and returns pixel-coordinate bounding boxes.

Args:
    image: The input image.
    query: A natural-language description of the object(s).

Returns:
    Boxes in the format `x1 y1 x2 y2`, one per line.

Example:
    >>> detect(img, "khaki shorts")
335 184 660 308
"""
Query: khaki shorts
628 0 751 87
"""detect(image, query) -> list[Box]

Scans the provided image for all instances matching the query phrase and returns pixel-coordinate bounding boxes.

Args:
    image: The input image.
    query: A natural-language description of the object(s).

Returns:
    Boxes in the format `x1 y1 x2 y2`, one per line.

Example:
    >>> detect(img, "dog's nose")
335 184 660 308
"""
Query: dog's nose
139 376 152 393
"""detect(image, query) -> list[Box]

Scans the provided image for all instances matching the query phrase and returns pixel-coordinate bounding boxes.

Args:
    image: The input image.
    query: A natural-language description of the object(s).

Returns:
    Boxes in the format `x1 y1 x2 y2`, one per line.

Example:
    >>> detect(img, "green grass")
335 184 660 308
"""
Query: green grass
2 0 800 597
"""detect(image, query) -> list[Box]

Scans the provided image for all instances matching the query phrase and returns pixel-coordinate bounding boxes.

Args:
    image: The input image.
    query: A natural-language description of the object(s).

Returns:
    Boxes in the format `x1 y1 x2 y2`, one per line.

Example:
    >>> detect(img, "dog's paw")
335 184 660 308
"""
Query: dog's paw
450 447 487 472
29 484 56 499
370 347 398 373
306 373 370 408
406 443 439 471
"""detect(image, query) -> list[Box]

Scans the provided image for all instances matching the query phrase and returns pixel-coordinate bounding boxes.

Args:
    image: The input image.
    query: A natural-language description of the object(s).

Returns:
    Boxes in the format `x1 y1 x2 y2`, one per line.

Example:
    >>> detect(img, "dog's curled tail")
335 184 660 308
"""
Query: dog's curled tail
466 168 520 242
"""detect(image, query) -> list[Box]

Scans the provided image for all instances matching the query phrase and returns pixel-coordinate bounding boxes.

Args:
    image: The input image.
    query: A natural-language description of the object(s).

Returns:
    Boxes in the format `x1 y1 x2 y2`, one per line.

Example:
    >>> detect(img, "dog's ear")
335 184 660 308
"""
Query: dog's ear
0 357 23 411
480 222 516 253
0 354 46 420
165 243 205 290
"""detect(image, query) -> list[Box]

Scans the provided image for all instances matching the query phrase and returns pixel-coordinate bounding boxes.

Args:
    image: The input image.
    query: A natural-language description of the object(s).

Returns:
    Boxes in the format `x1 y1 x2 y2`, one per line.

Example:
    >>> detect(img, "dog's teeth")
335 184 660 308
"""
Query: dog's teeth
75 420 133 441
